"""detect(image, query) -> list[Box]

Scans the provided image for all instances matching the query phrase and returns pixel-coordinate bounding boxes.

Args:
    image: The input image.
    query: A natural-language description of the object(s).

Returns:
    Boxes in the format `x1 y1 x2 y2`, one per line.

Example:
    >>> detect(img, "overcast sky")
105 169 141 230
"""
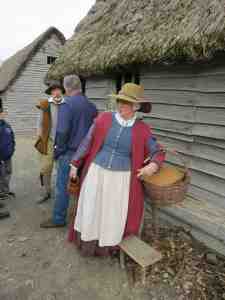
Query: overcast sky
0 0 95 61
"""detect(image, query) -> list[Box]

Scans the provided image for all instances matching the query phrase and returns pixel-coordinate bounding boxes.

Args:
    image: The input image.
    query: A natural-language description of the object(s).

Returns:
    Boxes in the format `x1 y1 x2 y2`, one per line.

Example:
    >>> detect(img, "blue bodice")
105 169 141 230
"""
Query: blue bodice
94 114 132 171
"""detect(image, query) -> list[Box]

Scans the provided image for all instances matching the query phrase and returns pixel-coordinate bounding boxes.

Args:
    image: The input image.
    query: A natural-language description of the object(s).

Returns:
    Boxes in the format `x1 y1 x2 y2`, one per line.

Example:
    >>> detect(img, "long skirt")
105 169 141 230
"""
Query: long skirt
74 163 131 256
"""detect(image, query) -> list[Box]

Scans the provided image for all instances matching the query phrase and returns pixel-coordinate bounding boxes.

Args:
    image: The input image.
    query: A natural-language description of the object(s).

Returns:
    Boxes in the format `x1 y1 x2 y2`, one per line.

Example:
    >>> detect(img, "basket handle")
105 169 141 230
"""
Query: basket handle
144 148 190 171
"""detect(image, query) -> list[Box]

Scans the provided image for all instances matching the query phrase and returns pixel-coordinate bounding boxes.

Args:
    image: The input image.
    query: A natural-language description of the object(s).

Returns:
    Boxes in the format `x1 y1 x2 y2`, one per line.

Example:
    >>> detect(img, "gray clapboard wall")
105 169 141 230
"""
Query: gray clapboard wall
3 34 63 135
85 77 115 111
140 65 225 209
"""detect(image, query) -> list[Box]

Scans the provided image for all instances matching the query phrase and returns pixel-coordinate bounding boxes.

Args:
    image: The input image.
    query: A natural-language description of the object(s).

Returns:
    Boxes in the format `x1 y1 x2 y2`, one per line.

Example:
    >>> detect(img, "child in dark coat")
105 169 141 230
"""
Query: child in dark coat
0 99 15 219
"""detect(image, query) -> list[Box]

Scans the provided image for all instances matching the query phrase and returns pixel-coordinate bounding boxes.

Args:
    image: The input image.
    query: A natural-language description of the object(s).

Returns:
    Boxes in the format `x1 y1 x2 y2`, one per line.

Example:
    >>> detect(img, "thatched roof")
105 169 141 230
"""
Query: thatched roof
47 0 225 79
0 27 65 93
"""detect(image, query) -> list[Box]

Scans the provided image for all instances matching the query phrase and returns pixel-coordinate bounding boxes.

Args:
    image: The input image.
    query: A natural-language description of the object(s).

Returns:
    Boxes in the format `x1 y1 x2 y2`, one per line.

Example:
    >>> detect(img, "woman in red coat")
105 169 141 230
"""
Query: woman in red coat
68 83 165 256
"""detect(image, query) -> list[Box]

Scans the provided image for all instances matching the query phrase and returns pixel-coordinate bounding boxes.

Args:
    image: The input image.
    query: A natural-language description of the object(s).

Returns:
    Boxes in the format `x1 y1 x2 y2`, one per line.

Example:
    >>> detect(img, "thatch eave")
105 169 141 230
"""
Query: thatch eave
47 0 225 80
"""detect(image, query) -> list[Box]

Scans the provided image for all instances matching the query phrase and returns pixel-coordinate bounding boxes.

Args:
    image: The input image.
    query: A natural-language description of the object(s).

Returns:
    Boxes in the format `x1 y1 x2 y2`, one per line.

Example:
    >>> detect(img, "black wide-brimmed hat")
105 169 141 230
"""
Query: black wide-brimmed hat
45 80 64 95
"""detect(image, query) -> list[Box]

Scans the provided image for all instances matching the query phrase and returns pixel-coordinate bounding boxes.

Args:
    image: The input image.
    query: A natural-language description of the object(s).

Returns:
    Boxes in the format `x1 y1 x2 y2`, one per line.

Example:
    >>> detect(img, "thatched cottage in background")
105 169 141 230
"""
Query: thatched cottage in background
47 0 225 254
0 27 65 134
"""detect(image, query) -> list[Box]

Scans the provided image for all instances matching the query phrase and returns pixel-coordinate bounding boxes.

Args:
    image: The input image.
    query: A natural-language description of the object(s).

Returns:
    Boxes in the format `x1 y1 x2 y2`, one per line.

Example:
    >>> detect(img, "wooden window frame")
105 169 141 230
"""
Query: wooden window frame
47 56 57 65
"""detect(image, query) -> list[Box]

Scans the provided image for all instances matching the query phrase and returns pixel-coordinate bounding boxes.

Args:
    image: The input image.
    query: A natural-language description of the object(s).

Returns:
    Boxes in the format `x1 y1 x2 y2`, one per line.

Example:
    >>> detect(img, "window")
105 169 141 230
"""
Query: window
115 71 140 92
0 98 2 112
116 75 122 92
134 73 140 84
80 77 86 94
124 73 133 83
47 56 57 65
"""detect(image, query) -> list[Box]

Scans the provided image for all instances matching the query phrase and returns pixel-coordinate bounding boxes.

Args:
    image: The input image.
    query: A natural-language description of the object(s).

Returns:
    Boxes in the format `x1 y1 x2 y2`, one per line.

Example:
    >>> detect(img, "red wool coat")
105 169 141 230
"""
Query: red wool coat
68 112 165 243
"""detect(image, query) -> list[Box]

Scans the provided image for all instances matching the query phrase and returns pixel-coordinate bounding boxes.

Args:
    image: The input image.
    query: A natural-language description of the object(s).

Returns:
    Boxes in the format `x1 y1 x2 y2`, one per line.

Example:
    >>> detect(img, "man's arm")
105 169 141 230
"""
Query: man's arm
37 111 43 137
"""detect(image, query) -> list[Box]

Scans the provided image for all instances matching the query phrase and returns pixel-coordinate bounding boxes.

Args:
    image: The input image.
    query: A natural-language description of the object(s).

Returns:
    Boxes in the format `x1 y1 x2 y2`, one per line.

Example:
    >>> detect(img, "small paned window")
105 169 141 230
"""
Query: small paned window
47 56 57 65
80 77 86 94
134 73 140 84
115 75 122 92
124 73 133 83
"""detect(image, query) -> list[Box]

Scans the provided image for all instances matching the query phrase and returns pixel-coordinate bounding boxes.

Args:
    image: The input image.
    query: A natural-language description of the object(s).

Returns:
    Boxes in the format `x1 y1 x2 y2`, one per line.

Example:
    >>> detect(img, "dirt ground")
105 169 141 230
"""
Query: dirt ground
0 137 179 300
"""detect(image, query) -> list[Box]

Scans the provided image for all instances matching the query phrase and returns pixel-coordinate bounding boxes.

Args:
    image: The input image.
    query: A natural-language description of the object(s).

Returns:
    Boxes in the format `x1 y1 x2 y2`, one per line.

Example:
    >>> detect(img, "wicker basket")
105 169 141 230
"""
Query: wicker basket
67 177 80 196
143 150 190 207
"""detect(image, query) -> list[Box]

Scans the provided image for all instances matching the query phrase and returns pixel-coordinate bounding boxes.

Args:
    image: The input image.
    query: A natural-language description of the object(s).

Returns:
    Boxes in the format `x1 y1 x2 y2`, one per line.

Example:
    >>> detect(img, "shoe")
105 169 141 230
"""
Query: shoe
0 203 5 209
0 211 10 220
37 193 51 205
40 219 66 229
0 193 8 200
7 192 16 198
0 192 15 199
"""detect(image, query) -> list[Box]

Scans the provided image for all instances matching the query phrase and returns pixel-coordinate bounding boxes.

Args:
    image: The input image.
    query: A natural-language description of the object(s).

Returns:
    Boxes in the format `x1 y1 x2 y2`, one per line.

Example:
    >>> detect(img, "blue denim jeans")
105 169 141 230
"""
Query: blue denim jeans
53 153 72 225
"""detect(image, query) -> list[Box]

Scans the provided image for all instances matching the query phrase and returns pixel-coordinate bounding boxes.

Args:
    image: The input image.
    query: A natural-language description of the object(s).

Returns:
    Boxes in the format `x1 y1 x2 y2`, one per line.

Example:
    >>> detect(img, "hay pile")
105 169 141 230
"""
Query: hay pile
47 0 225 79
128 218 225 299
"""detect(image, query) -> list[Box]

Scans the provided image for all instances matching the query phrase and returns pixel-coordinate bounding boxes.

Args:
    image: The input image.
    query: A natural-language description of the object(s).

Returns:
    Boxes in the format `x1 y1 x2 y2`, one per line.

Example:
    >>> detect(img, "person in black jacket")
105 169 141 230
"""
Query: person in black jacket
0 99 15 220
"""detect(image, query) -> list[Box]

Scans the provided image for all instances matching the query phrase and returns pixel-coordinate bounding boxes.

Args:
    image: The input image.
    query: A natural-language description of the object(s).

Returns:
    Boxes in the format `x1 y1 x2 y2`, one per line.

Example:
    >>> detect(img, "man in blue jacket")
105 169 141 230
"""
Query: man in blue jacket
40 75 97 228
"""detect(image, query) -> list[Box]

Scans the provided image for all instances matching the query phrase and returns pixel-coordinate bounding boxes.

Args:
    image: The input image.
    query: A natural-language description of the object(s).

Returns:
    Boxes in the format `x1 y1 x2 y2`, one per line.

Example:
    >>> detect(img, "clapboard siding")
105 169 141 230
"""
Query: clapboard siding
141 64 225 207
153 129 194 142
192 124 225 140
159 135 225 165
150 103 194 122
145 90 225 108
85 77 114 111
195 108 225 125
189 185 225 210
144 117 193 135
167 153 225 180
197 137 225 149
85 86 111 99
86 78 114 89
3 34 63 134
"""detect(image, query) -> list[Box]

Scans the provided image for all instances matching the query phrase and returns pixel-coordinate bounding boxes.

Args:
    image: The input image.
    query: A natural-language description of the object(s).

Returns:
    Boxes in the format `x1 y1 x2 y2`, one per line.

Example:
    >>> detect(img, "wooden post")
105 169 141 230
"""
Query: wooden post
120 250 125 269
152 203 159 240
141 267 147 285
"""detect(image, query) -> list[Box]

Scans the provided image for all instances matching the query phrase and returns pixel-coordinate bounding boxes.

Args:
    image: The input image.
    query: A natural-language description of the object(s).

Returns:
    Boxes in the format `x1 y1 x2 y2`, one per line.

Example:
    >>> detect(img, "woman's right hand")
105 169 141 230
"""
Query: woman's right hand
69 165 78 180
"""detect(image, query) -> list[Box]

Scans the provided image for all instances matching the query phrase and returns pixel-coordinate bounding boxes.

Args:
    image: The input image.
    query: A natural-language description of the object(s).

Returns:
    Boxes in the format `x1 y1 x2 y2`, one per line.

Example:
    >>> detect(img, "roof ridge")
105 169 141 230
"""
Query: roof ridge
0 27 65 92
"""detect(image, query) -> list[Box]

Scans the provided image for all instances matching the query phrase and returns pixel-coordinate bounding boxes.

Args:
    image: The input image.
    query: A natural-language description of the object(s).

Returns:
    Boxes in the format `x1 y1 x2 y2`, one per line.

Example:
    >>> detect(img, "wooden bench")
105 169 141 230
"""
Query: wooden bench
119 235 162 284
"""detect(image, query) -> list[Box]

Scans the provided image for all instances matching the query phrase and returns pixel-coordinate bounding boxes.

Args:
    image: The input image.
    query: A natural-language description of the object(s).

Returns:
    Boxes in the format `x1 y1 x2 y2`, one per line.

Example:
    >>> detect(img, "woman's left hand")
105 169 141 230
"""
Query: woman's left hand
137 162 159 179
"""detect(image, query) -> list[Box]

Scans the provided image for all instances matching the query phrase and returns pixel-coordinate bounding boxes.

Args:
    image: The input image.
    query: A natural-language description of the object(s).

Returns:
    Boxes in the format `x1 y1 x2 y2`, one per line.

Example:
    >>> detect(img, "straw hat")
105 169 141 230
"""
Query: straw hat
110 83 152 113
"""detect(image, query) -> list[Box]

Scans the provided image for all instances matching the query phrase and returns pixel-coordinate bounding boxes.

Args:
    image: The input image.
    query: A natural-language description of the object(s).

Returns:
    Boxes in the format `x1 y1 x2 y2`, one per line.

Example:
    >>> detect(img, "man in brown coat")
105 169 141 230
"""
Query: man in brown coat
35 81 64 204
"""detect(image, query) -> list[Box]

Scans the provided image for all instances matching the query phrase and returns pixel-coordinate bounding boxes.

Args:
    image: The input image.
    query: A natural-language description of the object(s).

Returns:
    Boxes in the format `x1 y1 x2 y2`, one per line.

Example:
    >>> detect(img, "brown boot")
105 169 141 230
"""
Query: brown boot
40 218 66 229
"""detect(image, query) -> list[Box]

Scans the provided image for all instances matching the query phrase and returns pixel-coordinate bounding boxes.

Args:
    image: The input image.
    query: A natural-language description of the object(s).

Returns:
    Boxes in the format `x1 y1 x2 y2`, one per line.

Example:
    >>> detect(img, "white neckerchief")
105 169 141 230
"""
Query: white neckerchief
115 112 136 127
48 96 65 105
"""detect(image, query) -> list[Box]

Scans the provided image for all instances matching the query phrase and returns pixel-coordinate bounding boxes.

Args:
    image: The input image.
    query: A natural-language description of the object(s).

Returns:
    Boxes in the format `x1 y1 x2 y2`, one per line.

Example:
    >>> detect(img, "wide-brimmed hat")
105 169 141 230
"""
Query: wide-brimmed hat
110 83 152 113
45 80 64 95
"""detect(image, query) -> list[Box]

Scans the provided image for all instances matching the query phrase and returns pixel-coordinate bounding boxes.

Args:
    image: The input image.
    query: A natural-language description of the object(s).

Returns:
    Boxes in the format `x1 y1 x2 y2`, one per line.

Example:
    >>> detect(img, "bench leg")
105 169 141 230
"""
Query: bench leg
141 267 147 285
120 250 125 269
152 204 159 240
